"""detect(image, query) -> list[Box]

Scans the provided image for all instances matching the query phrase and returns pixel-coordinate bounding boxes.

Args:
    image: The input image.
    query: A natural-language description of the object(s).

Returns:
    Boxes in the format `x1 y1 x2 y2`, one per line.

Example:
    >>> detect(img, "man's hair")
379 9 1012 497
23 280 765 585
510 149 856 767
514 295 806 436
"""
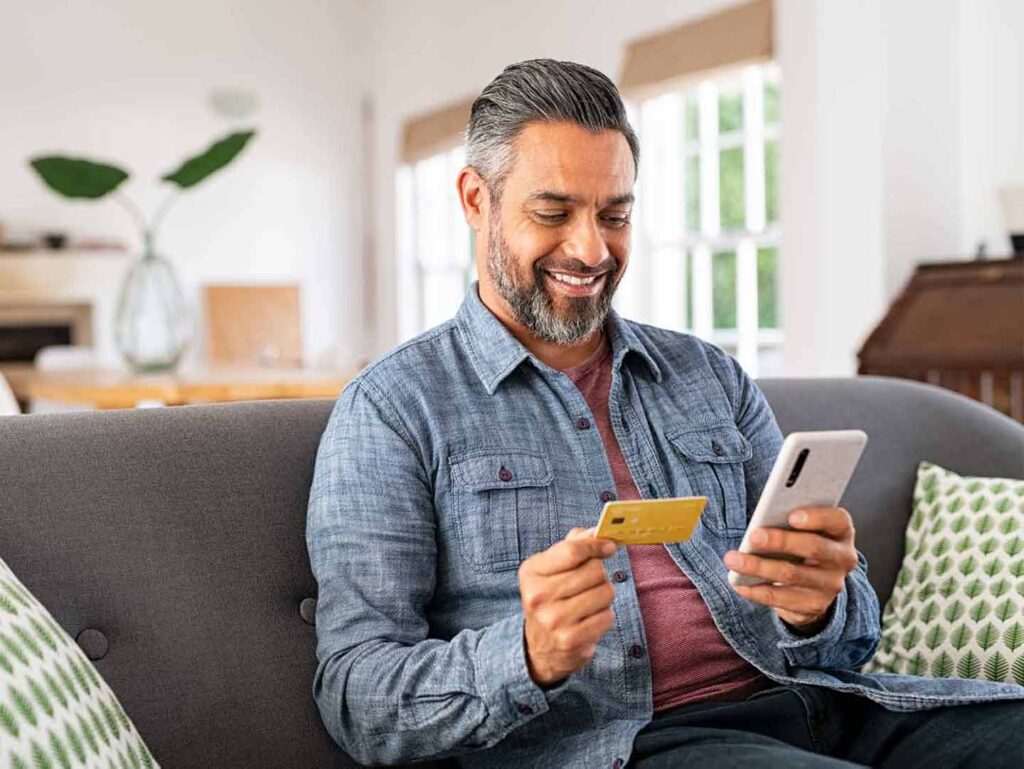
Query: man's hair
465 59 640 201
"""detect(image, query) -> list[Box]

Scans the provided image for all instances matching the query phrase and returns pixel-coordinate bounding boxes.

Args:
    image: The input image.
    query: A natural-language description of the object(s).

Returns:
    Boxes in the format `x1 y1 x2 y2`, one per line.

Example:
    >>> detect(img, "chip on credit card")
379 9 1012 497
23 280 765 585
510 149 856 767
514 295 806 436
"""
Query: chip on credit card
593 496 708 545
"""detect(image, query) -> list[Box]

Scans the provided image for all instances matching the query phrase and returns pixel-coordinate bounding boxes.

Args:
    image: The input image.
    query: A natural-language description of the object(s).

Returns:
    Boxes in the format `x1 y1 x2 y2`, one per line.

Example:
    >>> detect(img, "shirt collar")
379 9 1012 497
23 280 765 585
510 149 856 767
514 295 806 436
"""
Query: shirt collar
455 281 663 394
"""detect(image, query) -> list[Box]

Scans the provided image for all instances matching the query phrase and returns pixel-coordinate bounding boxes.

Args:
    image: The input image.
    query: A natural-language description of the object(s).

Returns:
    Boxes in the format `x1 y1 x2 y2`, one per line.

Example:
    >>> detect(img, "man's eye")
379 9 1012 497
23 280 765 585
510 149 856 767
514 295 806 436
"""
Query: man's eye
603 215 631 228
534 212 567 223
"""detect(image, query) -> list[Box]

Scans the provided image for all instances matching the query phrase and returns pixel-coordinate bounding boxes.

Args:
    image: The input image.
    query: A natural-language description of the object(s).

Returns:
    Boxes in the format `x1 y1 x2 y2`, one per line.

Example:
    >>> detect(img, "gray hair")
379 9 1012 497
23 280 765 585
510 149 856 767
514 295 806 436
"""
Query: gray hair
465 59 640 201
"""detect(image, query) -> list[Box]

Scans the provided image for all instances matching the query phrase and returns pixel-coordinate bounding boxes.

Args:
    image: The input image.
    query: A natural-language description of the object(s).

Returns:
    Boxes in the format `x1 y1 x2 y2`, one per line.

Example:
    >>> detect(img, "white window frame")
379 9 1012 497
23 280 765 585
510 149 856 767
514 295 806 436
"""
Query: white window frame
396 145 475 341
619 62 782 377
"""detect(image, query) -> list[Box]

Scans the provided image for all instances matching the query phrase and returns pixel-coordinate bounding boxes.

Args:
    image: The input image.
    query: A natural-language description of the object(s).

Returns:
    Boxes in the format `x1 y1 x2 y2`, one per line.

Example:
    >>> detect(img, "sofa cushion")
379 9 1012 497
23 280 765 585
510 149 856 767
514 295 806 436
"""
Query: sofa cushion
0 556 159 768
863 461 1024 685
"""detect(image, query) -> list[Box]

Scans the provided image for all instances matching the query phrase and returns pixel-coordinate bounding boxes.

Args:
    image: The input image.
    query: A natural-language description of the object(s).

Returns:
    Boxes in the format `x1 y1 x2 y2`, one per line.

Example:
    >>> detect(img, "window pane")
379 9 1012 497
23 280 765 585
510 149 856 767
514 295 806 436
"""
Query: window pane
765 140 779 224
712 250 737 329
685 154 701 233
422 270 466 328
719 148 745 230
685 92 700 143
718 89 743 133
685 250 694 330
757 247 779 329
764 81 780 125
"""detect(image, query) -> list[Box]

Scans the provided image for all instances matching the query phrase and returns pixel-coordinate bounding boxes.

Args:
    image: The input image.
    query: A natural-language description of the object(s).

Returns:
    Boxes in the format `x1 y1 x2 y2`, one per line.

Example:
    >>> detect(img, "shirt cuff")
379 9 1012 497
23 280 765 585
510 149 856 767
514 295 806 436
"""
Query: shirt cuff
474 613 566 735
771 586 848 668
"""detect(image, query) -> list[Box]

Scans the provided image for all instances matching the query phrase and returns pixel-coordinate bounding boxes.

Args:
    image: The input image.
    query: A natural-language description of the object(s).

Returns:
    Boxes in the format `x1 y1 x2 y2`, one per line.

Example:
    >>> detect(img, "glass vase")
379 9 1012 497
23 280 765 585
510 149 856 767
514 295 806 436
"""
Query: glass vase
115 236 191 373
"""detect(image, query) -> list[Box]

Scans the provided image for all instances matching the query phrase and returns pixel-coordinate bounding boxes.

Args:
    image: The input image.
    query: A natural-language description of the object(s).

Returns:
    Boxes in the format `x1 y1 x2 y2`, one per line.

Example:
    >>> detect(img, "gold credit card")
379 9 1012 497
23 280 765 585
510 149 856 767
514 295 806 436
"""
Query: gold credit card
594 496 708 545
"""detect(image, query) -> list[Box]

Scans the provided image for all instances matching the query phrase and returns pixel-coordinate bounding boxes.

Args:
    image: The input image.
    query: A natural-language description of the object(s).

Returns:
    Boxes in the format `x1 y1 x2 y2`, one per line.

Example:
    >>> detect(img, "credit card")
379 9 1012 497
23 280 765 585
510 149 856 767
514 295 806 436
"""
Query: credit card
593 496 708 545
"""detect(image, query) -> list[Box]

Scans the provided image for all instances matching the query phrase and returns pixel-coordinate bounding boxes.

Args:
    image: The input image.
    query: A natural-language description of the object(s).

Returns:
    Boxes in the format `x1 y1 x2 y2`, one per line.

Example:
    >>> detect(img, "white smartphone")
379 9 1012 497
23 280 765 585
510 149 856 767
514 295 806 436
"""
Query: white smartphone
728 429 868 588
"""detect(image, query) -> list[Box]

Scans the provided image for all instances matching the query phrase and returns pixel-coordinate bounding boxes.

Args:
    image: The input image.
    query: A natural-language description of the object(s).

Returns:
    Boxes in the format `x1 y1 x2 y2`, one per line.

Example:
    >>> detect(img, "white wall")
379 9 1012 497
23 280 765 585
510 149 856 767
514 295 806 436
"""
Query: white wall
957 0 1024 257
0 0 371 367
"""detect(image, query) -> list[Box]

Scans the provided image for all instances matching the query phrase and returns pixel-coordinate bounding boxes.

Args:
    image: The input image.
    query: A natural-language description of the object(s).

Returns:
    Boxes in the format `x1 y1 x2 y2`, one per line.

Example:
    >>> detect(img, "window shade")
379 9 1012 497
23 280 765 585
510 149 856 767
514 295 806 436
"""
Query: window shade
620 0 773 95
401 98 474 164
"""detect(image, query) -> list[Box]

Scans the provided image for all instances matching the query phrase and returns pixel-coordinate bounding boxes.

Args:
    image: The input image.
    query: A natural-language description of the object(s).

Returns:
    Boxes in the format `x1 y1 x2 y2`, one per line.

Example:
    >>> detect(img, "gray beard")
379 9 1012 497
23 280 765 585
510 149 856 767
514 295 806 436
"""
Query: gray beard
485 213 618 346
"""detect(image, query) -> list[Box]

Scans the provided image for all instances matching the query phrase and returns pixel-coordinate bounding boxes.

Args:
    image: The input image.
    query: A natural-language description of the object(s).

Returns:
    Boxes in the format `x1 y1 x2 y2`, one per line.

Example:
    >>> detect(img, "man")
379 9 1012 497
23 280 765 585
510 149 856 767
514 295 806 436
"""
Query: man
307 60 1024 768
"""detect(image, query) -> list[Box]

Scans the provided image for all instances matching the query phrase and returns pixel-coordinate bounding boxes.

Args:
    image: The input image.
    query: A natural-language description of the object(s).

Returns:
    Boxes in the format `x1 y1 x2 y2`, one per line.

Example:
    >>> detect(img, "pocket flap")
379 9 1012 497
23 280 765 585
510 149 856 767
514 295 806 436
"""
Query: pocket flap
667 423 752 463
450 451 554 491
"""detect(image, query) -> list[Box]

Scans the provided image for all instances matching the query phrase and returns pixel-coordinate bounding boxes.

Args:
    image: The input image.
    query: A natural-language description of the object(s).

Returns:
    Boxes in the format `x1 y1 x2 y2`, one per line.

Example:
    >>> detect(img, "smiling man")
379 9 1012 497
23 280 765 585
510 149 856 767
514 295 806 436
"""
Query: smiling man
306 60 1024 769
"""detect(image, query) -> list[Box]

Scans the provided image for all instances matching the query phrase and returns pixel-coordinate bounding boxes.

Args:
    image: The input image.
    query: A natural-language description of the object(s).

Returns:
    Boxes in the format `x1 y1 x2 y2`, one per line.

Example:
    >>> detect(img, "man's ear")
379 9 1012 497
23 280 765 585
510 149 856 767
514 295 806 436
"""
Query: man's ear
457 166 488 232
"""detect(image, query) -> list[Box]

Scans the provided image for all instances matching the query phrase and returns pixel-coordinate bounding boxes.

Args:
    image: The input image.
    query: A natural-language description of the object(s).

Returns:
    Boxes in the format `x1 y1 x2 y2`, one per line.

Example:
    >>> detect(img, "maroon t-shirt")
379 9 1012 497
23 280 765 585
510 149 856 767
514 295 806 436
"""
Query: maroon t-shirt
562 332 770 711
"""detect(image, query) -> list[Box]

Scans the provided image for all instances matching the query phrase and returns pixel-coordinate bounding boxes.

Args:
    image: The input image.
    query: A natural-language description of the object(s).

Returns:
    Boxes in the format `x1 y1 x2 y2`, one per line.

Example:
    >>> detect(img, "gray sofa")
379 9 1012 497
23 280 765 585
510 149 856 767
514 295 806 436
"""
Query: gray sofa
1 377 1022 768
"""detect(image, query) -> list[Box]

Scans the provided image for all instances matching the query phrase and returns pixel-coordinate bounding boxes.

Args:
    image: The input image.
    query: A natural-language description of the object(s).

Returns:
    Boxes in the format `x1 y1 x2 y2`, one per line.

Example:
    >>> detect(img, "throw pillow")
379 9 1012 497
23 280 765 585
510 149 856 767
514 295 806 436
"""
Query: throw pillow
863 461 1024 685
0 556 160 768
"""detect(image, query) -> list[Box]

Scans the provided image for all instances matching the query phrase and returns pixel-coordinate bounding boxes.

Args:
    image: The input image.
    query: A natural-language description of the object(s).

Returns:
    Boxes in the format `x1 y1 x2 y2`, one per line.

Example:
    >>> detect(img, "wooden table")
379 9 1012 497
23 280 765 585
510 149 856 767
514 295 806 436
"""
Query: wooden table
16 363 355 410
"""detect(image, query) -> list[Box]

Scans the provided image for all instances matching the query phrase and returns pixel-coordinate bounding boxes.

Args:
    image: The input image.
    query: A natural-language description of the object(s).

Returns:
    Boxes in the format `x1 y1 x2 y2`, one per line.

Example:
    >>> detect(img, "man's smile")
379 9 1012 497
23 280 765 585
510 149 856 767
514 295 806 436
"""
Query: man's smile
542 269 610 298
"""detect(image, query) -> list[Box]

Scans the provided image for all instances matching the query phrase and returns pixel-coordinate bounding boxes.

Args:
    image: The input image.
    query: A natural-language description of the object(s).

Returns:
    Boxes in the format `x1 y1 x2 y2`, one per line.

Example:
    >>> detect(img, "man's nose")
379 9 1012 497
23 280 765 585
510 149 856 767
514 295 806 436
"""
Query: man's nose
562 216 610 267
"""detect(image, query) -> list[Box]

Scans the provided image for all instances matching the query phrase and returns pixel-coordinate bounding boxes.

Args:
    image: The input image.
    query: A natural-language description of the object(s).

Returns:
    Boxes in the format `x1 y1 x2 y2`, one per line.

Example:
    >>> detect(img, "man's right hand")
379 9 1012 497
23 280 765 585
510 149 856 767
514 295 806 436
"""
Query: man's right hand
519 526 619 687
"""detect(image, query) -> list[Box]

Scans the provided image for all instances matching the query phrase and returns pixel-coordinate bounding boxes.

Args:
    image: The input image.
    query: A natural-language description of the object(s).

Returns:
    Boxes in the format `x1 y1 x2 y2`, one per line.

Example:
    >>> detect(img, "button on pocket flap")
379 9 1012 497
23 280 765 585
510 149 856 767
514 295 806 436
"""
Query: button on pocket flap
667 423 752 463
450 451 554 491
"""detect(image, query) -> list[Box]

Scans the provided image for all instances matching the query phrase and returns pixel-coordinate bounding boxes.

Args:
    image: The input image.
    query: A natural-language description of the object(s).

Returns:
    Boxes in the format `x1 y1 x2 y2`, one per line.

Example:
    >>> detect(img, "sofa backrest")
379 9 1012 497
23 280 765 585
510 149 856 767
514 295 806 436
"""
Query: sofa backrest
0 376 1020 768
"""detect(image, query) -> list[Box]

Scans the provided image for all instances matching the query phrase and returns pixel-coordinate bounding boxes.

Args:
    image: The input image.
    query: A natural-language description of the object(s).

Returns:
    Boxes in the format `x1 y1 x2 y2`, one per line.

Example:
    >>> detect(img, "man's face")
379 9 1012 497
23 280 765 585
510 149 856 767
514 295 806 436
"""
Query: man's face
481 121 635 345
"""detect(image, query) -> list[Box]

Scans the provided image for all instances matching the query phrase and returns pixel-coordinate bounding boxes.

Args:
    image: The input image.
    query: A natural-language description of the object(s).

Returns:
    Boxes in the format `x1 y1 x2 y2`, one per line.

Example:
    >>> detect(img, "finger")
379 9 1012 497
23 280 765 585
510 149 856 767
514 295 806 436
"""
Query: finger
566 526 598 541
569 606 616 650
733 582 836 617
746 527 858 571
562 580 617 624
537 580 615 629
546 559 611 601
724 551 846 593
531 536 617 576
787 507 854 541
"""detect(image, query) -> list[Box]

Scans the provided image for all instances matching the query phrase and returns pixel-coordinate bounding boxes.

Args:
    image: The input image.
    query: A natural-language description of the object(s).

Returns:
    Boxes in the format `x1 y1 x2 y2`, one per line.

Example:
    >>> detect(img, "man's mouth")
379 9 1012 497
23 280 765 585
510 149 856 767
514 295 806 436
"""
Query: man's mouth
542 269 609 297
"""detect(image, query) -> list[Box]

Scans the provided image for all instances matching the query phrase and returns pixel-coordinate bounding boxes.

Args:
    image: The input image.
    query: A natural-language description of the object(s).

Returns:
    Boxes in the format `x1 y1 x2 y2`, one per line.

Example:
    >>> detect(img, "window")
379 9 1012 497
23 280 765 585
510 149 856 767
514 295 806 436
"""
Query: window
396 145 475 340
616 62 782 377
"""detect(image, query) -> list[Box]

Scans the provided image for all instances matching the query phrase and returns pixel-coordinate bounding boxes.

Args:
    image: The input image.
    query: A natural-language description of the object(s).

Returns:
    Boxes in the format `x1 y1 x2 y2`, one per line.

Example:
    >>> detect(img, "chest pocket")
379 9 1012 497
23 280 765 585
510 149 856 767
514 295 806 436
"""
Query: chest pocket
448 450 555 573
667 422 752 537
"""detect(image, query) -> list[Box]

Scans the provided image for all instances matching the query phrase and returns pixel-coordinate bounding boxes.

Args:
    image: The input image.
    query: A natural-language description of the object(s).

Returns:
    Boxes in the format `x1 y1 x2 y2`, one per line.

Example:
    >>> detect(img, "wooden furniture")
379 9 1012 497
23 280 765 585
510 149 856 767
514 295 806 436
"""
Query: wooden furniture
17 364 353 410
858 257 1024 422
203 284 303 366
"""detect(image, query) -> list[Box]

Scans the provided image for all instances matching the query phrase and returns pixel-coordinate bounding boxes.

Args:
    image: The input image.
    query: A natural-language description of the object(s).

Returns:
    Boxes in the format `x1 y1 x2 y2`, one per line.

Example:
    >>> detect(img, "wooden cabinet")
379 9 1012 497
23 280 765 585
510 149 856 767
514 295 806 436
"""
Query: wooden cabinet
858 257 1024 422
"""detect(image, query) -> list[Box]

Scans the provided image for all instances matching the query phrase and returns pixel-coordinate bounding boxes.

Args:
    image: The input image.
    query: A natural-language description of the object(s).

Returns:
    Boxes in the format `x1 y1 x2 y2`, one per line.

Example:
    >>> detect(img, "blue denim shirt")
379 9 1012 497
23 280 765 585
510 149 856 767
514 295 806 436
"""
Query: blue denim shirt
306 282 1024 768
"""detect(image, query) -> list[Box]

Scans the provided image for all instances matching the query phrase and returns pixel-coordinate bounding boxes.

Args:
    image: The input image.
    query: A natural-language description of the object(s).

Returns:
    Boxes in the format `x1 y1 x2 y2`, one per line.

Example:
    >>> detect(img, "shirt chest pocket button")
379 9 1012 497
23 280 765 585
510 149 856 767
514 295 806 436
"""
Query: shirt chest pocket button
666 423 752 537
448 451 555 572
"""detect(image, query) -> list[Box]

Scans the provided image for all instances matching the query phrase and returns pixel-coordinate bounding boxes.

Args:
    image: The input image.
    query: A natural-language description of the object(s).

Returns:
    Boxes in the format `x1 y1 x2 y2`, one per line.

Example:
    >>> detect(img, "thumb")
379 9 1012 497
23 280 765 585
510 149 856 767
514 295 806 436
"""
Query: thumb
566 526 598 541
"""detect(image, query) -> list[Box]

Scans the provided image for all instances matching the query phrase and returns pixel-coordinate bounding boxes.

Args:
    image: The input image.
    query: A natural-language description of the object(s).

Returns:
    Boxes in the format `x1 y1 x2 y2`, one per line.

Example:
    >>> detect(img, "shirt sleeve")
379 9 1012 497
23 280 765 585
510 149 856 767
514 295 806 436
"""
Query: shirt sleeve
305 379 563 766
708 347 882 672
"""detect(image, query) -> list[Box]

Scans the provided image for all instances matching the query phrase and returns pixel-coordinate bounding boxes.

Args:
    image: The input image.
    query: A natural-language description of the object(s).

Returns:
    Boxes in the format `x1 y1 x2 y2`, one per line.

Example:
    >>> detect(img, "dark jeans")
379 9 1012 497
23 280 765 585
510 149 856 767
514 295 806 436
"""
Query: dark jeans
626 684 1024 768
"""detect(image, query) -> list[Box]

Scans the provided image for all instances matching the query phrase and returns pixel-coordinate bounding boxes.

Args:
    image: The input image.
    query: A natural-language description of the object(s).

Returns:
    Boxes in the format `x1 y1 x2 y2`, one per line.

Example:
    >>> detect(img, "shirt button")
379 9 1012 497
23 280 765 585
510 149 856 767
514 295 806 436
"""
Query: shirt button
613 758 624 769
711 440 724 456
630 644 645 659
613 570 628 583
498 466 513 482
516 702 533 716
575 416 591 430
600 490 615 503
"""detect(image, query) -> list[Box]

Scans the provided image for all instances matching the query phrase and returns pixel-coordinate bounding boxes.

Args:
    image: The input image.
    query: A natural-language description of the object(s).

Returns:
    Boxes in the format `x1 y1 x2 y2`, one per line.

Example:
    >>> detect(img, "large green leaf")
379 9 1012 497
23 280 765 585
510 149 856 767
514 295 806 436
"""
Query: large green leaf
29 156 129 199
161 129 256 189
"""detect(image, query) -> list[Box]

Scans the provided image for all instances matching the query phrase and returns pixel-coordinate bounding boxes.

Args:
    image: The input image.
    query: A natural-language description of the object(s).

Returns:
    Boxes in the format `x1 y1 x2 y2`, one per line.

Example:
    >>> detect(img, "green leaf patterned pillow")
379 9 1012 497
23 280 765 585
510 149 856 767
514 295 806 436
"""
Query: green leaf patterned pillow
0 556 159 768
863 461 1024 685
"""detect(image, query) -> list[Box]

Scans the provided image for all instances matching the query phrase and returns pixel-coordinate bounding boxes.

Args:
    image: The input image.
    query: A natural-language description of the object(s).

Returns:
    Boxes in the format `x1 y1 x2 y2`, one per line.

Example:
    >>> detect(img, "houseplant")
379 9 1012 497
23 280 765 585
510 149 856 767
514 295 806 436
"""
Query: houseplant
28 130 256 372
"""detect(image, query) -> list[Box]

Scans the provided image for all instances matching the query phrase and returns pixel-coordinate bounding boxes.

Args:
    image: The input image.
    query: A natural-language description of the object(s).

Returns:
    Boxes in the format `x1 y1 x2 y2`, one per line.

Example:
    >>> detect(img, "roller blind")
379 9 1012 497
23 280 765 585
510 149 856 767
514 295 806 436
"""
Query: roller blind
401 98 474 164
620 0 773 95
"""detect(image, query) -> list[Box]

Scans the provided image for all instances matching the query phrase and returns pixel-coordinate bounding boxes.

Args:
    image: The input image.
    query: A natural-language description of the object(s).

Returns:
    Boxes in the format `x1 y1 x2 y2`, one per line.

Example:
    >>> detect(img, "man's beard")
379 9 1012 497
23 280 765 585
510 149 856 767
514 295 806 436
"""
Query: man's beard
486 212 620 346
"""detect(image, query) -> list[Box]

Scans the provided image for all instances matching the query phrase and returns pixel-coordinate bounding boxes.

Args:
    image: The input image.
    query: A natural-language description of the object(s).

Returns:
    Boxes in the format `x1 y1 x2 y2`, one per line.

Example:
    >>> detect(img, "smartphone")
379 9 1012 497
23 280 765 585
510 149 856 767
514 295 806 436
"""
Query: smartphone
593 496 708 545
728 429 867 587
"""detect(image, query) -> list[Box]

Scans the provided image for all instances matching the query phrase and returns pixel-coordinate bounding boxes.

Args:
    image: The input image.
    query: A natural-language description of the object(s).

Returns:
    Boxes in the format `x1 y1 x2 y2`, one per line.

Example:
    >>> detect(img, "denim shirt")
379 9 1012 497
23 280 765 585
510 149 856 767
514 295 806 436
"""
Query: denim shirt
306 282 1024 768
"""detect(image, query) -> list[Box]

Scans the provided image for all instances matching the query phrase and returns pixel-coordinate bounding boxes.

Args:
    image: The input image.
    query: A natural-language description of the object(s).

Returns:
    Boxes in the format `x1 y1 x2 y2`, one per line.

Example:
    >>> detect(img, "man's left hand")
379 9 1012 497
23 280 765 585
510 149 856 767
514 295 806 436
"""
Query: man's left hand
723 506 859 633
